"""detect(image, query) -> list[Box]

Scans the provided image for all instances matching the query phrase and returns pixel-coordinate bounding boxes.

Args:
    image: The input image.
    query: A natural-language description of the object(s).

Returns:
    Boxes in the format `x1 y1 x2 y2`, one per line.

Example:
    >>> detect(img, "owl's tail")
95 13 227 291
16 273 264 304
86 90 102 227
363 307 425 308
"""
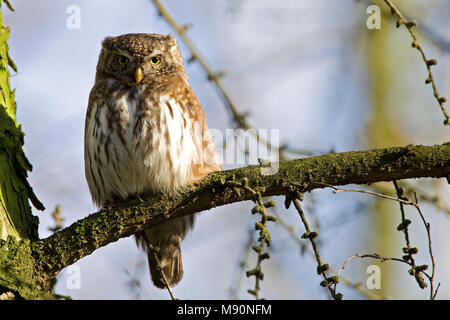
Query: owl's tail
135 216 193 289
146 235 184 289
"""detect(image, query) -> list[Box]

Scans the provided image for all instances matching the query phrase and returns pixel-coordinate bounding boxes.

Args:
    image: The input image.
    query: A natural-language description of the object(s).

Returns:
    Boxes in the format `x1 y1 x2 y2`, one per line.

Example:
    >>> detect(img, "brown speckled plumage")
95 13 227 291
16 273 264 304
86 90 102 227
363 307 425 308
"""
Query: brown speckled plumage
84 33 221 288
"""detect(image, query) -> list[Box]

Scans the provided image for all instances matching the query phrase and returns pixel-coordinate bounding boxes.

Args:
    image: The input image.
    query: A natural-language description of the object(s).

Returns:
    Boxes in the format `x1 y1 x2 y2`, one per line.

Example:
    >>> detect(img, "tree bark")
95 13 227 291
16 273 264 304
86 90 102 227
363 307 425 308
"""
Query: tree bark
0 3 46 300
0 6 42 242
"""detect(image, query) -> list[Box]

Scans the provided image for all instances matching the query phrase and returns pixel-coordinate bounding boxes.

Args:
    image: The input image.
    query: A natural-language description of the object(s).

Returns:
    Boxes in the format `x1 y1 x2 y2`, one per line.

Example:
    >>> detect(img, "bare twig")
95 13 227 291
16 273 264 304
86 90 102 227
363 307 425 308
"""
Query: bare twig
411 191 438 299
392 181 424 289
151 0 313 159
323 181 440 299
275 212 384 299
246 193 276 299
374 0 450 54
48 205 64 233
382 0 449 125
288 190 342 300
374 182 450 216
393 181 438 299
322 183 416 206
227 227 253 299
1 0 14 12
148 243 177 300
337 253 414 275
140 232 177 300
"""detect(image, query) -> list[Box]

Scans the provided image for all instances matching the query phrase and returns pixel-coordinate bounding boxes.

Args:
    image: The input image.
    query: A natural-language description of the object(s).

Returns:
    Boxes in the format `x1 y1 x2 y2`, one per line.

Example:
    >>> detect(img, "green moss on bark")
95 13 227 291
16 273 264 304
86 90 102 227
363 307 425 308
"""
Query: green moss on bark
0 236 52 299
0 6 47 299
0 7 40 241
31 144 449 279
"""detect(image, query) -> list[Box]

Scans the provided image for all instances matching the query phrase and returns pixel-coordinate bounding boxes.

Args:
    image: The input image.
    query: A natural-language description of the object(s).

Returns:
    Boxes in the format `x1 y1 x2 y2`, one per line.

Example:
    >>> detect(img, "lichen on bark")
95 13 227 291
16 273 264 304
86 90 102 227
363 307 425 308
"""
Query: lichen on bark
31 143 449 281
0 236 52 299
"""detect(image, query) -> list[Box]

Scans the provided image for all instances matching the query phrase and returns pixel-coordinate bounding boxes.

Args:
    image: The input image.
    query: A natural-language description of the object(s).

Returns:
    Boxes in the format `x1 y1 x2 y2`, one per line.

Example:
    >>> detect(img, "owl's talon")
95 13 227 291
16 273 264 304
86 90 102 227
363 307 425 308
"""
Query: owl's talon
102 201 116 211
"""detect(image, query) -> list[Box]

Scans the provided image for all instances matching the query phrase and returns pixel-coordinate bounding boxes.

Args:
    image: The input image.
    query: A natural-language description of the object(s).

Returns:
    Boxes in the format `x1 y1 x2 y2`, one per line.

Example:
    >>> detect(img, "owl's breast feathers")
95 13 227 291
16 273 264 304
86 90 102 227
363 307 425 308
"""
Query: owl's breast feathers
84 74 221 206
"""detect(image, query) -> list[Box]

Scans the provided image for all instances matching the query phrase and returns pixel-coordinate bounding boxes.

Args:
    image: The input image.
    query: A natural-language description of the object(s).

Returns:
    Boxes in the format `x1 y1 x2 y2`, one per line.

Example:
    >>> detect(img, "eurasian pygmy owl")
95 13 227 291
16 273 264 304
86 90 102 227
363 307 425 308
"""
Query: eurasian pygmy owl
84 33 221 288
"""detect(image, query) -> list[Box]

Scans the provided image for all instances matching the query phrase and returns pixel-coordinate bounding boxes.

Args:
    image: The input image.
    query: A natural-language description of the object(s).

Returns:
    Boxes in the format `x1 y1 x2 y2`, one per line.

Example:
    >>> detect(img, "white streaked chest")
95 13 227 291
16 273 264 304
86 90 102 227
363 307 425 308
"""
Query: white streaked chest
86 89 197 204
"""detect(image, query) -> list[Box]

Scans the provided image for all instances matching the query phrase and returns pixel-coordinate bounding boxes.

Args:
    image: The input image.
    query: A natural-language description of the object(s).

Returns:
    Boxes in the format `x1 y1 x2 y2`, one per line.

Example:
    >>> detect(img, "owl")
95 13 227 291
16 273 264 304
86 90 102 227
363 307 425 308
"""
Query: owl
84 33 221 288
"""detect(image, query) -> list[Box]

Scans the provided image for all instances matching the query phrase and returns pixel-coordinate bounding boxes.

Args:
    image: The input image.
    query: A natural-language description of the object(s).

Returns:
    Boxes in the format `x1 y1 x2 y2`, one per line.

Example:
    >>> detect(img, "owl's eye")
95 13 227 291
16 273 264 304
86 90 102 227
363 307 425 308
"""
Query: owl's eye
150 56 161 65
117 56 129 65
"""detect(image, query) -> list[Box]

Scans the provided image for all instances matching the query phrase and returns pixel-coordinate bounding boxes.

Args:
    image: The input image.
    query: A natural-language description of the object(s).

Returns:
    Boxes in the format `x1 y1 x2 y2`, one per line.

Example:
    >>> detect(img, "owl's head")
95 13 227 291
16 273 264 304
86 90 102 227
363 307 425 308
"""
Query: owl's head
96 33 184 86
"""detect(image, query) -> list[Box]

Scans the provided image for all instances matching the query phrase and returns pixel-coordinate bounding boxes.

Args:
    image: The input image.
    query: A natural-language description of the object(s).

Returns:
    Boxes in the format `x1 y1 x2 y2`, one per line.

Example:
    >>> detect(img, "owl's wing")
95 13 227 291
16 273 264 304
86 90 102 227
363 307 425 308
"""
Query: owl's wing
181 82 223 180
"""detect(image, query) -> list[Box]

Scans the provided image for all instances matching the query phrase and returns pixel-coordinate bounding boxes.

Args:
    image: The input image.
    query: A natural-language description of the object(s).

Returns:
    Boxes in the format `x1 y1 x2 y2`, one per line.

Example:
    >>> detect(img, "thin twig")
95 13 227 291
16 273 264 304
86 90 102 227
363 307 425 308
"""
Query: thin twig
412 191 438 299
374 182 450 216
372 0 450 54
323 181 439 299
141 231 177 300
337 253 413 274
321 183 416 206
382 0 449 125
151 0 312 159
336 253 432 280
246 193 276 299
393 181 438 299
275 212 384 299
393 181 425 290
48 204 64 233
148 243 177 300
227 227 254 299
288 191 342 300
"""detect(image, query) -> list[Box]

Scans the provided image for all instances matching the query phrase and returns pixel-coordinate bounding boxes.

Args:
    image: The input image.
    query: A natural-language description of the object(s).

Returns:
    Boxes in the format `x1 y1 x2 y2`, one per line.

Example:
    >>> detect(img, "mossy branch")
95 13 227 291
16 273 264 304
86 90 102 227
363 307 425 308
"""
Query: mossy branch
30 144 449 280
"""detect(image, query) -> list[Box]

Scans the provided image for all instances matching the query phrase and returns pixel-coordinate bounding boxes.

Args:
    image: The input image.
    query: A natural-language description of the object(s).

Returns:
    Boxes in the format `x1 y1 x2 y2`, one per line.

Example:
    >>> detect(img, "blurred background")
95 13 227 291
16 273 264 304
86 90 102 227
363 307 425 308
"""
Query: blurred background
4 0 450 299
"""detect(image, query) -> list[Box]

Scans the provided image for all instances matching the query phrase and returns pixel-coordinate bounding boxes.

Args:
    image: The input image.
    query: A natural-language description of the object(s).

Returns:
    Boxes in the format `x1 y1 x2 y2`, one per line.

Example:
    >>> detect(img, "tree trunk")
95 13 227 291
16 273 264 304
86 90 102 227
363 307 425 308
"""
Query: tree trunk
0 5 46 300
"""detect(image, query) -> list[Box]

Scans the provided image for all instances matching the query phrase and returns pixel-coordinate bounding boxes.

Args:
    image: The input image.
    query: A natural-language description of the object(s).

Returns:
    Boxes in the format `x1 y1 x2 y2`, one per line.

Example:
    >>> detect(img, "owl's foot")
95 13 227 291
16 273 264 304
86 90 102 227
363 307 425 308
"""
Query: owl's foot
125 194 145 204
101 201 117 211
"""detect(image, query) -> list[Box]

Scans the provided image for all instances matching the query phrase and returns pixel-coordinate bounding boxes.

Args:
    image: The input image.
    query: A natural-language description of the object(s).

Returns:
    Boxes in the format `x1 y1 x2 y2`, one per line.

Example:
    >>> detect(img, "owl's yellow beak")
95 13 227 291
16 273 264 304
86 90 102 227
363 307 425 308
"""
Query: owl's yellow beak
134 66 144 84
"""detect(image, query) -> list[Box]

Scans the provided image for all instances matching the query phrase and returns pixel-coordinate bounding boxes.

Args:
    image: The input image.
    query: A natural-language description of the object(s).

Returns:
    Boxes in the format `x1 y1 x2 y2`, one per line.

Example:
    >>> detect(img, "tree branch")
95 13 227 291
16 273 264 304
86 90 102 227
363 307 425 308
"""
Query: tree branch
31 144 449 279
